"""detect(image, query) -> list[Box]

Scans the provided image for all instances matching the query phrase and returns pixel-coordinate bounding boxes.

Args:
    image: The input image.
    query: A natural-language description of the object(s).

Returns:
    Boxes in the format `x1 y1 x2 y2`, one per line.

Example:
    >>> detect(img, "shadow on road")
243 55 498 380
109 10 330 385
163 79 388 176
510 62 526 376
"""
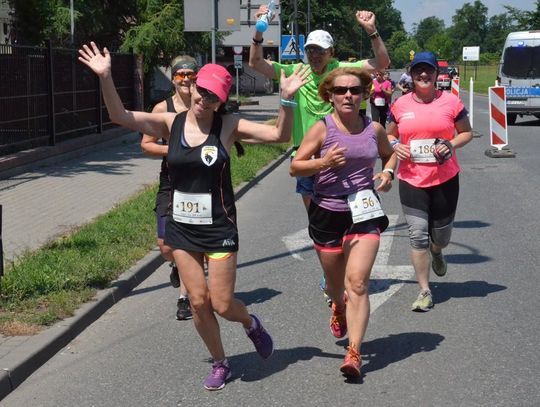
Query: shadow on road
351 332 445 375
431 280 506 305
227 346 342 383
235 287 282 306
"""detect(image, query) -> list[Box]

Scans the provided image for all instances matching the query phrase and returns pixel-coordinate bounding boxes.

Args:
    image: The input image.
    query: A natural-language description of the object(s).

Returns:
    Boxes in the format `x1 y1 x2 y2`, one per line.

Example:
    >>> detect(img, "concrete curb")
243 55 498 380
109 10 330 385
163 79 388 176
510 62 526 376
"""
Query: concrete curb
0 146 292 401
0 249 165 400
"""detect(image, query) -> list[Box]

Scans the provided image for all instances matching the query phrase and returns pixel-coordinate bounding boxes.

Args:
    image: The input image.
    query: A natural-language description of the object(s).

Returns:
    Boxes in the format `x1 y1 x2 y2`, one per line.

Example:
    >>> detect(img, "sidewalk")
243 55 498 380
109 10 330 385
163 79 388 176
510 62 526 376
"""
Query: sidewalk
0 93 281 400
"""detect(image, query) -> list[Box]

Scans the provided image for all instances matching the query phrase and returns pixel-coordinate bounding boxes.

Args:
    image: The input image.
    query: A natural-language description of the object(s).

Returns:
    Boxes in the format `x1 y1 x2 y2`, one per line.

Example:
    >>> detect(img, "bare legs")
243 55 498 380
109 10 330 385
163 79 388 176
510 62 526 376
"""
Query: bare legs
173 250 252 361
316 237 379 353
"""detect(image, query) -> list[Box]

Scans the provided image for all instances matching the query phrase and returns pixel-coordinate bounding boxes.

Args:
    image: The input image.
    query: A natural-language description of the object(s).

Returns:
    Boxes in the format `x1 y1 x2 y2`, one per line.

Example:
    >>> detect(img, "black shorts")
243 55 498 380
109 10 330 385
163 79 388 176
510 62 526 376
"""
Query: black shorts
308 201 389 253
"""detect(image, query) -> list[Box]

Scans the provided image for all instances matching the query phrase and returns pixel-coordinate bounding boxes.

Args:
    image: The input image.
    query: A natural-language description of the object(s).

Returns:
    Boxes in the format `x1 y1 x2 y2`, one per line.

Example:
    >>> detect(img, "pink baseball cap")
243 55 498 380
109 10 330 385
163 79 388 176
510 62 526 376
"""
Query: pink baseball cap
195 64 232 103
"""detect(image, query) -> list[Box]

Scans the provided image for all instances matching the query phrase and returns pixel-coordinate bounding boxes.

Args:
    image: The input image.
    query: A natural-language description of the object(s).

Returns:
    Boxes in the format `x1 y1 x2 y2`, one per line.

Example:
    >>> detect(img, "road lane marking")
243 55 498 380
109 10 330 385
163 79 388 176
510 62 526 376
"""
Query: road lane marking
282 215 414 313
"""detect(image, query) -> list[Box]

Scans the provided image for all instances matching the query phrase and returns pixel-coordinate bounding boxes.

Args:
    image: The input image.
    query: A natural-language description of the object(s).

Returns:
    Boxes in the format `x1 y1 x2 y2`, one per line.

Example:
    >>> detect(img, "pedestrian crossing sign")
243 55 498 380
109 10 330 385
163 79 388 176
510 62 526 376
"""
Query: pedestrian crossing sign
281 35 305 60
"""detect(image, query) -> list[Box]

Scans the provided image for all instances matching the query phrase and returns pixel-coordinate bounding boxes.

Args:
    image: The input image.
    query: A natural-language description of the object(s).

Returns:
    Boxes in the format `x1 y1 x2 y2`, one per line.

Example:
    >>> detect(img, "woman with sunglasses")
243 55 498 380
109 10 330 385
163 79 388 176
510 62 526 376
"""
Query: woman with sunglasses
290 67 397 378
387 51 472 312
141 55 198 322
78 41 310 391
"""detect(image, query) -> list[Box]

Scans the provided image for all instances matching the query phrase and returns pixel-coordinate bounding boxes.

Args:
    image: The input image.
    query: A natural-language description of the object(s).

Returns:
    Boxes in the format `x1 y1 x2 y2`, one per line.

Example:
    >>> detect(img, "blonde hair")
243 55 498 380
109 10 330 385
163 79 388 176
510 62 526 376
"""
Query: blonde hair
318 67 372 102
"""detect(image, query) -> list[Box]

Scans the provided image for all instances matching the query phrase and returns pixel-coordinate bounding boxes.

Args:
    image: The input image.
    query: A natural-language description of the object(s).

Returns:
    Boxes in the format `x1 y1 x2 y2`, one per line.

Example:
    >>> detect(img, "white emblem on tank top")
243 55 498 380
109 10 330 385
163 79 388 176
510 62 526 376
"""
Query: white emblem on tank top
201 146 218 167
173 191 213 224
347 189 385 224
410 138 437 163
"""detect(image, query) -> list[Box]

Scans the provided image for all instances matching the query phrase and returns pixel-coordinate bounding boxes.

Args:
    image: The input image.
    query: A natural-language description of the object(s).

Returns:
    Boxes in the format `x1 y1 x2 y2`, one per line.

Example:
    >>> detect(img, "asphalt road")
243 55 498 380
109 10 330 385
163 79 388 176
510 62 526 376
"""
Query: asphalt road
3 92 540 406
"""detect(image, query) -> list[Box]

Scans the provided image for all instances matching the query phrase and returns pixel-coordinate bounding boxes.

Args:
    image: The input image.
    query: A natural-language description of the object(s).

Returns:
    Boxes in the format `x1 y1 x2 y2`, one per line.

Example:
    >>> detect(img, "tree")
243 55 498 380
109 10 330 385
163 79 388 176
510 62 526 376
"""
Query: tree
505 1 540 30
413 16 445 49
8 0 138 47
386 30 419 68
280 0 404 61
120 0 213 72
448 0 488 60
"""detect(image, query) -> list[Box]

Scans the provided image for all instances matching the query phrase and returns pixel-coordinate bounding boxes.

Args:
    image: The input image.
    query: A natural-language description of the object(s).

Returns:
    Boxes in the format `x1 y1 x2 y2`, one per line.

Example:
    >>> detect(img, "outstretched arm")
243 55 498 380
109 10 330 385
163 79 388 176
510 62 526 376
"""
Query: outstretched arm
248 5 278 80
235 64 311 143
78 42 172 140
355 11 390 72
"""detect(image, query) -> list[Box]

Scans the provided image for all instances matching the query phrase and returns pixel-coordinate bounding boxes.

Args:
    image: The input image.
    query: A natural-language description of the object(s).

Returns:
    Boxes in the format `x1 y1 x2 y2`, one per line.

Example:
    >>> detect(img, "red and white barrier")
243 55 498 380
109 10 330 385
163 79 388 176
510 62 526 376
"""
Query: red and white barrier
488 86 508 150
451 78 460 97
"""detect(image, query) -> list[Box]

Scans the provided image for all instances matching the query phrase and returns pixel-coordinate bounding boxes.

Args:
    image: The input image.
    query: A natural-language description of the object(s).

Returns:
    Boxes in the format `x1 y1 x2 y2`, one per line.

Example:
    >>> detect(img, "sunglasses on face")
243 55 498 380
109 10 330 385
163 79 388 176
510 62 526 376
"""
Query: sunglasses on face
174 71 196 81
196 85 220 103
411 65 436 75
330 86 363 95
305 47 329 56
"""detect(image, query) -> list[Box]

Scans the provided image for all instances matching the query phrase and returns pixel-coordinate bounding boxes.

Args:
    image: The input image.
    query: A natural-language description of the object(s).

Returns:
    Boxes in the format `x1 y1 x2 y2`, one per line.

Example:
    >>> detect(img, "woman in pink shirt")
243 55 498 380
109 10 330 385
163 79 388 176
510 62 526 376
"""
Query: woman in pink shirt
387 51 472 312
369 71 393 128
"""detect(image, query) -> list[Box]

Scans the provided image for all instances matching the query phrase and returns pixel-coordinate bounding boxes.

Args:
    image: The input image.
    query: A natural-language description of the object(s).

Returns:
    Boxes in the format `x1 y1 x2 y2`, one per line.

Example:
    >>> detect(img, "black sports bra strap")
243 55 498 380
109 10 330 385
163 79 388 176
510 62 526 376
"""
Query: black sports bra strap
165 97 176 113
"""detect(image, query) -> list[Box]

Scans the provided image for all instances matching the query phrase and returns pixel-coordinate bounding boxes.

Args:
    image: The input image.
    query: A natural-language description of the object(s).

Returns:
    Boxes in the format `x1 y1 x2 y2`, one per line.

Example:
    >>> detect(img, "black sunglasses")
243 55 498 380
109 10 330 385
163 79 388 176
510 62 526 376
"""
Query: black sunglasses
196 85 220 103
305 47 329 56
330 86 363 95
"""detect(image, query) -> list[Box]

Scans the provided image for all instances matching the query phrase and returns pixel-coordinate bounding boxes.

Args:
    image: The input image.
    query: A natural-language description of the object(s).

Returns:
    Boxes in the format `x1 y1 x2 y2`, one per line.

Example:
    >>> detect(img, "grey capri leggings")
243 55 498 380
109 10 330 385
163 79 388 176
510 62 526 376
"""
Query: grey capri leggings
399 174 459 250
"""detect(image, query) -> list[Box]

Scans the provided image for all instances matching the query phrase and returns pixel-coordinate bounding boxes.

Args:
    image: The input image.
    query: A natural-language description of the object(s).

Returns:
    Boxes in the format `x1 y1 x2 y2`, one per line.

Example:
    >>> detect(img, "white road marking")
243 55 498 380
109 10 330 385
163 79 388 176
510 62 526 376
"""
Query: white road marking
282 215 414 313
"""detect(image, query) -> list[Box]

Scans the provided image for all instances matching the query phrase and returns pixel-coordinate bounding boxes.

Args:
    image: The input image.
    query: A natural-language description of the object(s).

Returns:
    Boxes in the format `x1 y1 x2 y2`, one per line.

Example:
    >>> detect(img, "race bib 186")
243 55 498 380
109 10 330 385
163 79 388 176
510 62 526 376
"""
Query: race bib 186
410 138 437 163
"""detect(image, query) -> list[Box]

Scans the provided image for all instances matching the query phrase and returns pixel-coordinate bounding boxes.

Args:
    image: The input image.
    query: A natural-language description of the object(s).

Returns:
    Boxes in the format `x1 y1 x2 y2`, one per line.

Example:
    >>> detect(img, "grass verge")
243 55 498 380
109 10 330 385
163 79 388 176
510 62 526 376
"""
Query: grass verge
0 142 289 335
456 64 498 94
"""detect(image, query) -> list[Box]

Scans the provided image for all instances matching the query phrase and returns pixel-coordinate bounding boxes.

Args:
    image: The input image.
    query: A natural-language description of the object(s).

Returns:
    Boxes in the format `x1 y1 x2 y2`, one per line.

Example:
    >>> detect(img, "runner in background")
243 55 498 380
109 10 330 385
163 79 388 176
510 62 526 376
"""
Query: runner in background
141 55 197 321
397 64 413 95
387 51 472 312
369 70 393 128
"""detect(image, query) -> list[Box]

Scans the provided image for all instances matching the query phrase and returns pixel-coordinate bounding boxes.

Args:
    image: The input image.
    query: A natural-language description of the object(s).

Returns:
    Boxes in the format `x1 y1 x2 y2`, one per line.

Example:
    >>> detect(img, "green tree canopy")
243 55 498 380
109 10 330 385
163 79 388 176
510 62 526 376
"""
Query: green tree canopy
413 16 445 49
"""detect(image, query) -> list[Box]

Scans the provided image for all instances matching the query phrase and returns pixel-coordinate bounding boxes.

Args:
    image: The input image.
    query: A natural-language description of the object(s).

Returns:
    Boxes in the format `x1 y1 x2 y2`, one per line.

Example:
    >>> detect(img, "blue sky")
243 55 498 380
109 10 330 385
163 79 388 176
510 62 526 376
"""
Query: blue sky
393 0 537 32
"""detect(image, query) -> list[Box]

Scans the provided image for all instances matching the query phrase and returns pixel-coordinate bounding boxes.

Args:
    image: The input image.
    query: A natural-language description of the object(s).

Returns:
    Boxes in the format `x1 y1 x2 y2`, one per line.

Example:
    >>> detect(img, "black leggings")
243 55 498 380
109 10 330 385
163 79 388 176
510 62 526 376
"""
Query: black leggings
399 174 460 249
370 103 389 128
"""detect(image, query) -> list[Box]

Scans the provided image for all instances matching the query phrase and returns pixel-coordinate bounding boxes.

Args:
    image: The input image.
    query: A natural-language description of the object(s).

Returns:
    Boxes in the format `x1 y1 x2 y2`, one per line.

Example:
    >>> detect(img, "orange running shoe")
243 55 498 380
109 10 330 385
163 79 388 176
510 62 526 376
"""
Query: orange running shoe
329 302 347 338
340 346 361 377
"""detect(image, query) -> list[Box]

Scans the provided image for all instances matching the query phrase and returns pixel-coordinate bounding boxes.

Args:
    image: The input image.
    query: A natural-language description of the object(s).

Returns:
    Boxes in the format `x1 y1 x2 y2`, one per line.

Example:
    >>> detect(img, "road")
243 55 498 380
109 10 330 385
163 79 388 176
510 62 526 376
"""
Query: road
2 91 540 406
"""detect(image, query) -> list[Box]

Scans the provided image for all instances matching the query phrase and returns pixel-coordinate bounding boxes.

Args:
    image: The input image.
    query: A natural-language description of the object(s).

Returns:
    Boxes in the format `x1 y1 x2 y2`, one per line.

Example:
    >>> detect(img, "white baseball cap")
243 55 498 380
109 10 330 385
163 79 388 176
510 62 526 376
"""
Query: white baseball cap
305 30 334 49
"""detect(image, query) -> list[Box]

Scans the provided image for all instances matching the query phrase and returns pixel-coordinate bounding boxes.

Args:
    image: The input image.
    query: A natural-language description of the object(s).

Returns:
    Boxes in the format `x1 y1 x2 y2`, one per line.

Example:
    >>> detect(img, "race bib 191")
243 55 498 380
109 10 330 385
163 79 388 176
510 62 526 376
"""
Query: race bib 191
173 190 212 225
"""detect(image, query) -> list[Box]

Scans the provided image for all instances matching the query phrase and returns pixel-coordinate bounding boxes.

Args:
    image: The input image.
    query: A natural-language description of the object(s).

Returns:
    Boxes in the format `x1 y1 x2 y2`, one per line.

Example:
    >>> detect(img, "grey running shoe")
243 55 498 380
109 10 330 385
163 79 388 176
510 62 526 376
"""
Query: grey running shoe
411 290 434 312
431 250 447 277
176 297 192 320
203 359 231 391
169 264 180 288
246 314 274 359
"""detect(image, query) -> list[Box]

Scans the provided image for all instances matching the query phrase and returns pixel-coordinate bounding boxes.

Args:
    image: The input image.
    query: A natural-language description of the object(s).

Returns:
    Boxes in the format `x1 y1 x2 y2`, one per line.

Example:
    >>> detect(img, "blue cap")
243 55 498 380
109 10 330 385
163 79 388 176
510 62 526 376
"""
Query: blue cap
410 51 438 70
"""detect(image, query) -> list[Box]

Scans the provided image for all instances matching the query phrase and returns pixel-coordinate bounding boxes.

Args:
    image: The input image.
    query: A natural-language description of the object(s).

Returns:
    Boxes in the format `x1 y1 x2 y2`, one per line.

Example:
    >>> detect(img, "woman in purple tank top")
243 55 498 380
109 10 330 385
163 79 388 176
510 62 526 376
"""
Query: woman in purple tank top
290 67 397 379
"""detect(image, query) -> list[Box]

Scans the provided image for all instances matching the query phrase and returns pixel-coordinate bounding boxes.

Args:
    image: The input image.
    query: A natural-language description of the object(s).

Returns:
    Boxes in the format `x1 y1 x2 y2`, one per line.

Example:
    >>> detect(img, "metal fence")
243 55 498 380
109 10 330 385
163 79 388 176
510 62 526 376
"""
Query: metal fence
0 41 138 157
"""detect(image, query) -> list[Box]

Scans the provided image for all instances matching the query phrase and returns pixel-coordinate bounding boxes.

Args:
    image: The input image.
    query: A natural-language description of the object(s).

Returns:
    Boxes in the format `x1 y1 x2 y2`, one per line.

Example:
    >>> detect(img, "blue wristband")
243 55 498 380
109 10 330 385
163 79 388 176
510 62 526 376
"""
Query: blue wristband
280 98 297 108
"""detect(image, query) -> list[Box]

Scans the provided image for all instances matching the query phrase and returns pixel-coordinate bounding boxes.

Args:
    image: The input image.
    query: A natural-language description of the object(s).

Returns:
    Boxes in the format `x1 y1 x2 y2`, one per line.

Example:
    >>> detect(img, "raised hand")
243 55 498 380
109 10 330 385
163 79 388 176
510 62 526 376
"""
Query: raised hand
355 10 377 34
279 64 312 100
78 41 111 78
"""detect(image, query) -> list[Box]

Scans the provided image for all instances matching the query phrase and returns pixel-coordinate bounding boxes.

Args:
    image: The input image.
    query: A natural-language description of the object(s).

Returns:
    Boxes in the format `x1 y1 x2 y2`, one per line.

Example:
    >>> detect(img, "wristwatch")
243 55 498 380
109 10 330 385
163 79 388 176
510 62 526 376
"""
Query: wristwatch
383 168 394 180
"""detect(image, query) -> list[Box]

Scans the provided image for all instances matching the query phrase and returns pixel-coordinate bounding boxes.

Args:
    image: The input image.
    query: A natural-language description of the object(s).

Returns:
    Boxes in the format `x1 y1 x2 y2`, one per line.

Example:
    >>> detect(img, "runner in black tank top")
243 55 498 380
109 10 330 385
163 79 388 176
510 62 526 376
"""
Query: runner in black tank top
165 111 238 252
80 45 310 390
141 57 197 321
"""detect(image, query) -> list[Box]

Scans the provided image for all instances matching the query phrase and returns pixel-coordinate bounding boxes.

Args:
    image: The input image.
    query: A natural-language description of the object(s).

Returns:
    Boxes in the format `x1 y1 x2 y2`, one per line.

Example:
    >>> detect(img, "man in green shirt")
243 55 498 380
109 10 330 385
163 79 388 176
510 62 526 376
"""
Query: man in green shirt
249 10 390 209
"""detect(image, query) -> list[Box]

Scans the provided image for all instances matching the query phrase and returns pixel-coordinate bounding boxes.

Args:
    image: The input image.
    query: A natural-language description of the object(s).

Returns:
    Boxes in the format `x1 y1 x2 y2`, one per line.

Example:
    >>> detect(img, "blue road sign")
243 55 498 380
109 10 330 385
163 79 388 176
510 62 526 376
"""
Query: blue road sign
281 34 305 60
